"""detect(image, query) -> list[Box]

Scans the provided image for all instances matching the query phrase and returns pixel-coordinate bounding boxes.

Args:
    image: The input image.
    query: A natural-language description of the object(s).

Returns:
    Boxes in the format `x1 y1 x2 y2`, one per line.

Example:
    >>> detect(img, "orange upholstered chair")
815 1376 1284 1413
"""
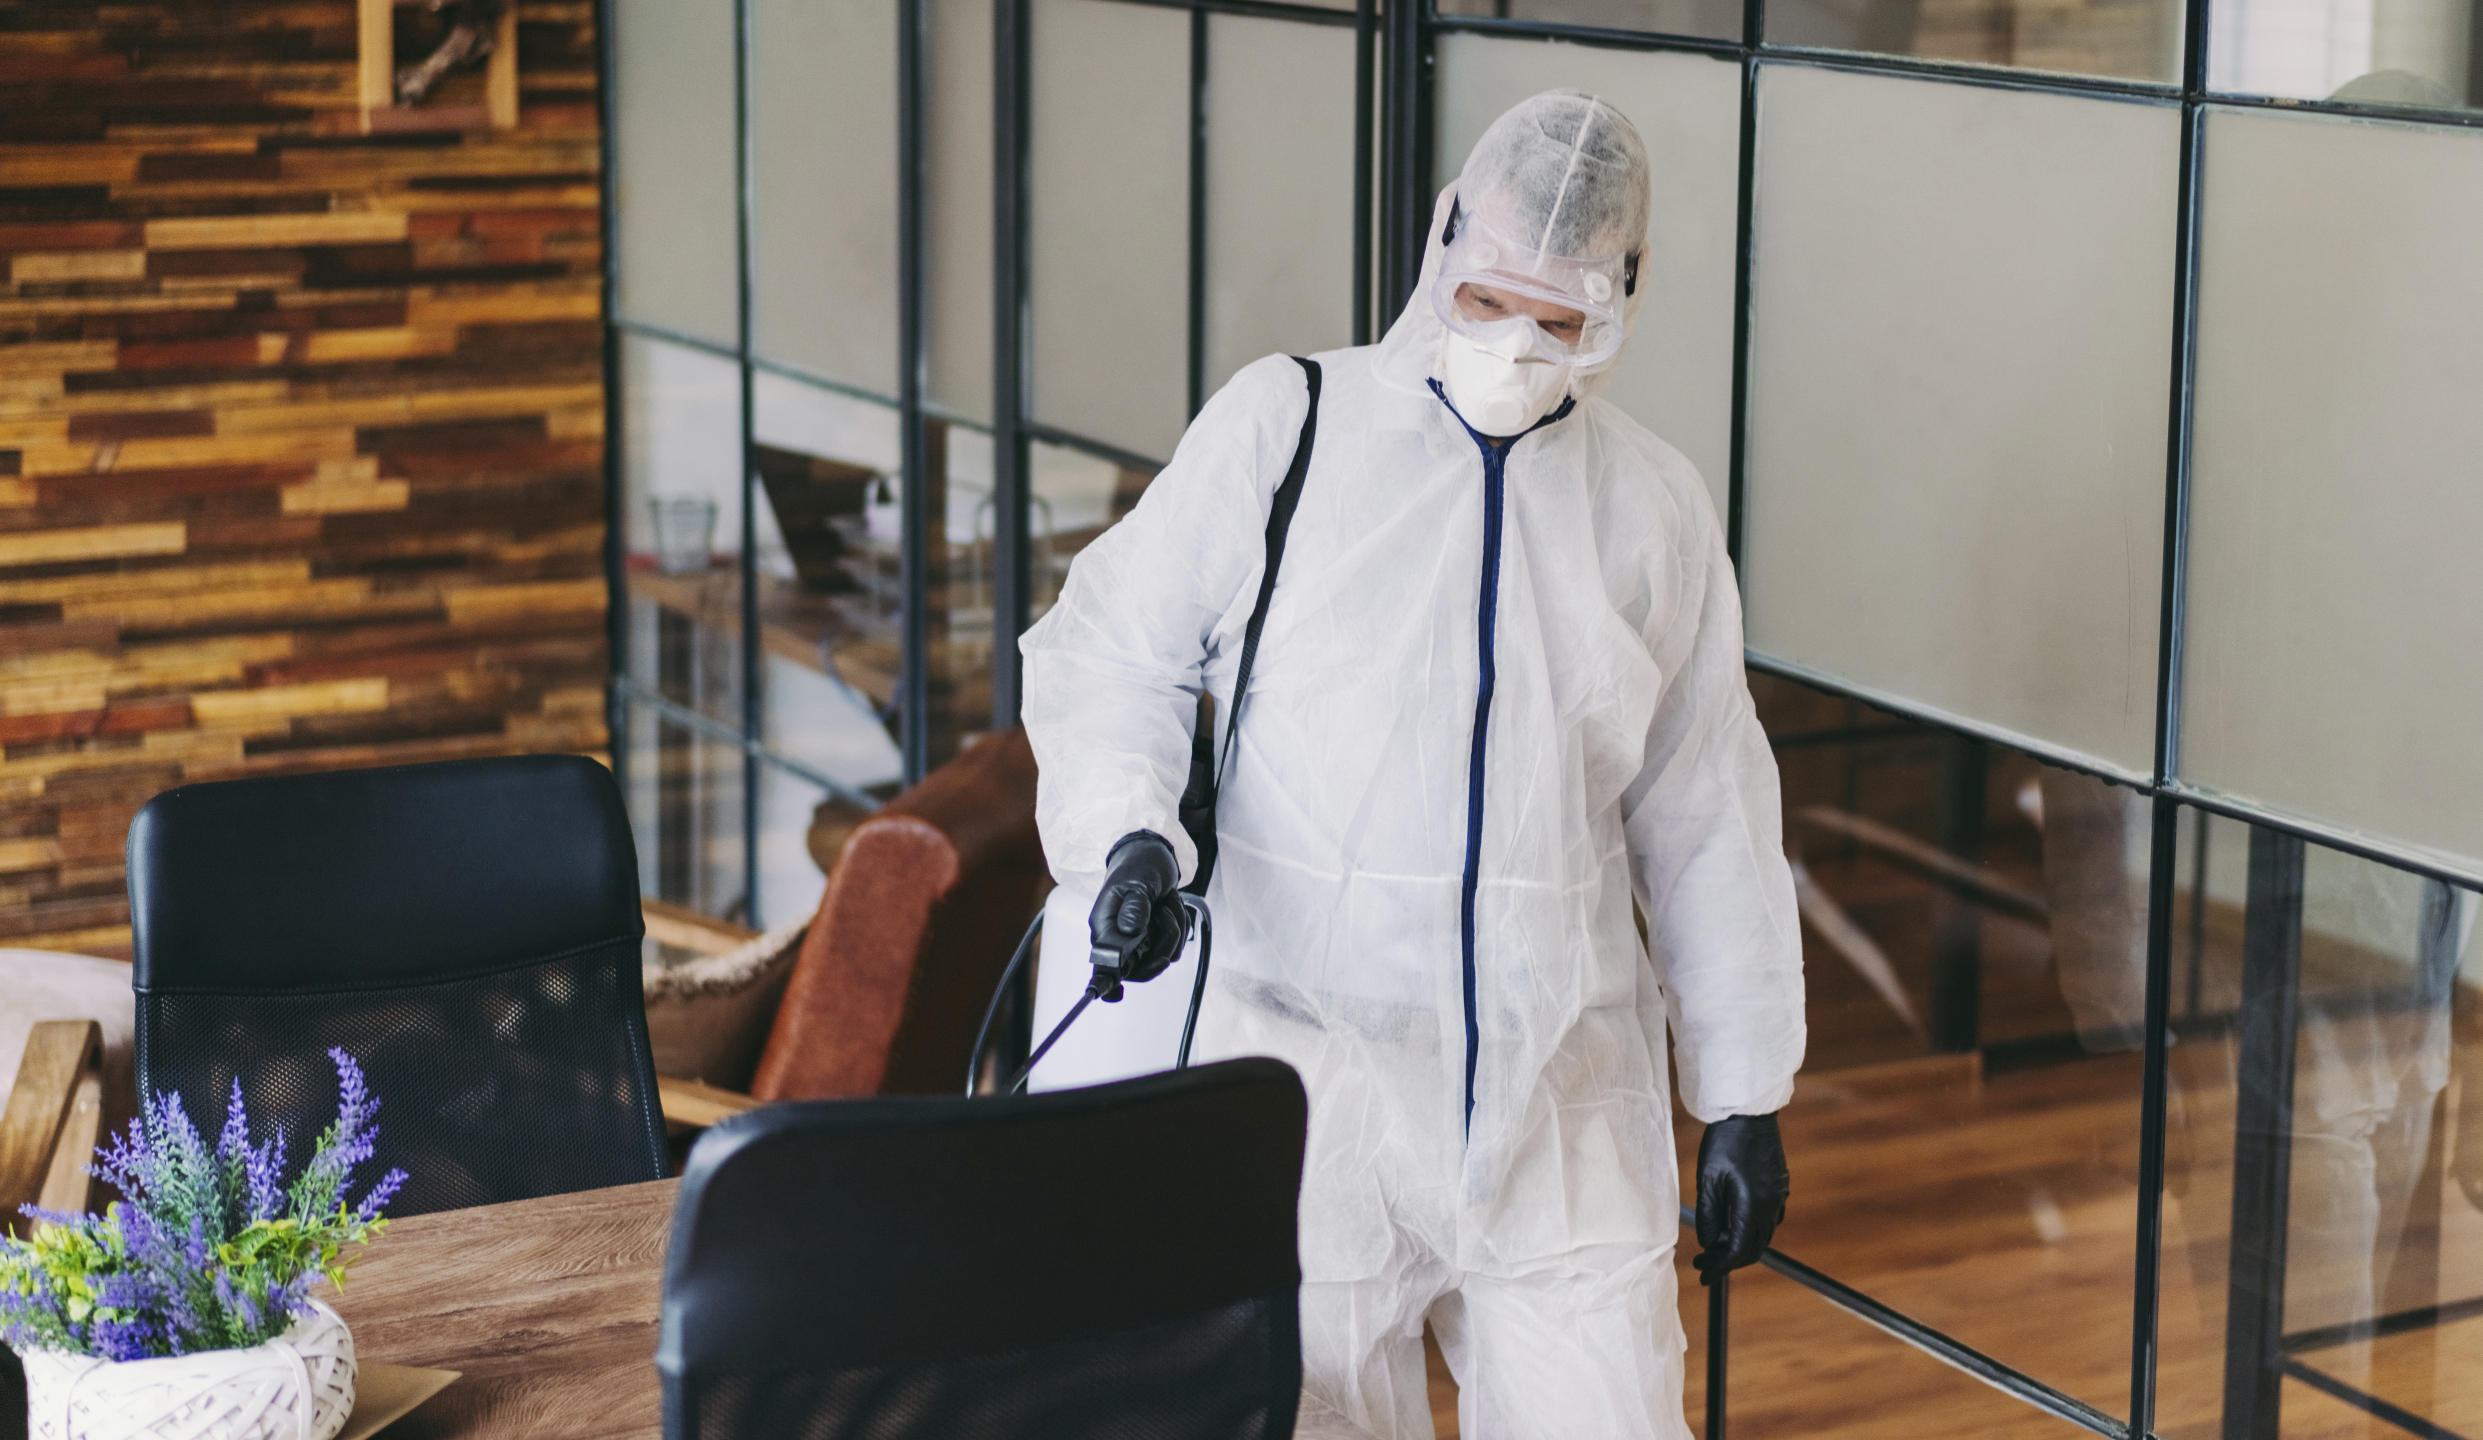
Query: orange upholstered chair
747 726 1048 1101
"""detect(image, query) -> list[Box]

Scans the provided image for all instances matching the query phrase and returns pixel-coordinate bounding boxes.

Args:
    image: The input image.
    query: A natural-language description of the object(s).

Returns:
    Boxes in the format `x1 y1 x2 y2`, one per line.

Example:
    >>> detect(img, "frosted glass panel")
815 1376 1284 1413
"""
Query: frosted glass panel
928 0 995 423
1201 14 1356 402
612 0 737 344
1028 0 1189 462
1743 64 2177 776
2184 107 2483 870
751 0 898 394
1435 35 1743 512
2209 0 2480 108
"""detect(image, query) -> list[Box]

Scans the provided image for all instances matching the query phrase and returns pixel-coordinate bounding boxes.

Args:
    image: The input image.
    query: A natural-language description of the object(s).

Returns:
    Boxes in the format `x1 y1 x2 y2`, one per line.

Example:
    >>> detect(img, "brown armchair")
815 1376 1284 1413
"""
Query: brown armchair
750 725 1048 1101
648 726 1049 1130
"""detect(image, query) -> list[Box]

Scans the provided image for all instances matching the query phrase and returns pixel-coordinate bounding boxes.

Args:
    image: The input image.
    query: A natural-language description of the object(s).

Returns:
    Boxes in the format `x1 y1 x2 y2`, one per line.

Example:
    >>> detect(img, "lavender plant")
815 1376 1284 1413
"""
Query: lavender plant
0 1047 407 1361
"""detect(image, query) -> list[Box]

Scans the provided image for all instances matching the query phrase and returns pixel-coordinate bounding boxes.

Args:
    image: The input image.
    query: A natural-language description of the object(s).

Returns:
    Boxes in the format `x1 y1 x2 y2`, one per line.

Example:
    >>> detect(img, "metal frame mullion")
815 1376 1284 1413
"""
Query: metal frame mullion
2129 793 2183 1436
1757 44 2177 98
1098 0 1357 20
593 0 629 799
1431 12 1741 57
900 0 933 781
993 0 1033 732
2132 0 2213 1418
1379 0 1431 321
1020 420 1163 478
2223 825 2306 1440
731 0 762 928
1188 7 1209 421
1353 0 1375 344
1723 0 1762 575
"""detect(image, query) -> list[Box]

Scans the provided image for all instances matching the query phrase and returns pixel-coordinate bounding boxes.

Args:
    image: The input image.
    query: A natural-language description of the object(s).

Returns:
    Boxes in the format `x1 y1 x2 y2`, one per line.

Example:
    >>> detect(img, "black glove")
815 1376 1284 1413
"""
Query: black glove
1086 831 1189 1001
1694 1112 1789 1285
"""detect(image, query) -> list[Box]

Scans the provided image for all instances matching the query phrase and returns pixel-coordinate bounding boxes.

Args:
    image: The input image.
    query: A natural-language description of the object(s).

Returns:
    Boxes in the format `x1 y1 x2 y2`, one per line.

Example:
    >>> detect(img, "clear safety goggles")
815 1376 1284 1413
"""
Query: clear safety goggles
1428 204 1635 368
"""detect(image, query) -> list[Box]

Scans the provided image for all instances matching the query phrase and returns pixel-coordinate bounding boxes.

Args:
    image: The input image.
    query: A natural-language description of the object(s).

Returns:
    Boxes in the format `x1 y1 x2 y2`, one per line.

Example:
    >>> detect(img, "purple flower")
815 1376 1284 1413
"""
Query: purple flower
218 1080 249 1163
91 1317 160 1362
213 1271 262 1334
243 1127 288 1222
354 1168 409 1222
1 1048 402 1361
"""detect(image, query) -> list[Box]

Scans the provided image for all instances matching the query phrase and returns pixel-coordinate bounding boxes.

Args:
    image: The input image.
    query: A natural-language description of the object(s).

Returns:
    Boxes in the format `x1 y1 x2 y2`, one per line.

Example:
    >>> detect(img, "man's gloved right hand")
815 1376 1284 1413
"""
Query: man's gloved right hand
1086 831 1188 1001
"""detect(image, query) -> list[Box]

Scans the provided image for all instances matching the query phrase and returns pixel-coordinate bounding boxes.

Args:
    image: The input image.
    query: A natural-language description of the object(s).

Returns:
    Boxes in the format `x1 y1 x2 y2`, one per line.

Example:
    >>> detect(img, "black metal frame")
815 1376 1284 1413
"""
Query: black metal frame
596 0 2483 1432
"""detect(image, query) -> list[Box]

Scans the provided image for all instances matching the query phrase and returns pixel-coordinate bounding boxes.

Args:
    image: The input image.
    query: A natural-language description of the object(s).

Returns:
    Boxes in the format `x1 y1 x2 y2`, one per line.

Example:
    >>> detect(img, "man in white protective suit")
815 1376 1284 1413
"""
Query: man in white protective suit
1018 90 1806 1439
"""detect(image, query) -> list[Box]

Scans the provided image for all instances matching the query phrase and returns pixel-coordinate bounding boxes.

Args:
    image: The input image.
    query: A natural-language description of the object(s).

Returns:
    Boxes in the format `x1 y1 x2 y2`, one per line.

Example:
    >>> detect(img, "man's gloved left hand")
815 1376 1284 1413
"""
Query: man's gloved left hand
1086 831 1189 1001
1694 1112 1789 1285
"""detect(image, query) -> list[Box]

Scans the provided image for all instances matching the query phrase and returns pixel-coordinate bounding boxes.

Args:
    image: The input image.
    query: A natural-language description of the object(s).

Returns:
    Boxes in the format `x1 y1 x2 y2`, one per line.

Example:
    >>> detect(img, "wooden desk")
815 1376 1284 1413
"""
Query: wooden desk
329 1178 675 1440
328 1176 1373 1439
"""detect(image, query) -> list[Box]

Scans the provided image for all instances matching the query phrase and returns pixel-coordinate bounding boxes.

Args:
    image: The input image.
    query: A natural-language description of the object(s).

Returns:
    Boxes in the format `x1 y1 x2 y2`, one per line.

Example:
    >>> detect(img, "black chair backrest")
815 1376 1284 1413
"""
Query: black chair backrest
659 1057 1308 1440
127 755 667 1217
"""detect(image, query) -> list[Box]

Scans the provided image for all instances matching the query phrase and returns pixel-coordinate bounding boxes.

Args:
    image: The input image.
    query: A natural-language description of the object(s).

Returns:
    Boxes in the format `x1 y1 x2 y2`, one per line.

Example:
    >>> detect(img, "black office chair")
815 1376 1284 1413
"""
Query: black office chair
127 755 668 1217
659 1057 1308 1440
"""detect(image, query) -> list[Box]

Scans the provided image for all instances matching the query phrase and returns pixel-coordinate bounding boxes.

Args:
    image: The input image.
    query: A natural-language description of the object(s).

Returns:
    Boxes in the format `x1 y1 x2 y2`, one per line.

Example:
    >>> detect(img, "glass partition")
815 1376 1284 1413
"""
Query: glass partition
2209 0 2482 108
622 698 748 924
2184 105 2483 874
928 0 996 424
1746 672 2147 1415
1743 63 2177 778
1764 0 2185 81
2152 816 2482 1439
1027 0 1191 461
1028 435 1152 631
609 0 737 345
756 764 838 938
1438 0 1743 42
1202 12 1359 401
621 333 745 729
750 0 900 394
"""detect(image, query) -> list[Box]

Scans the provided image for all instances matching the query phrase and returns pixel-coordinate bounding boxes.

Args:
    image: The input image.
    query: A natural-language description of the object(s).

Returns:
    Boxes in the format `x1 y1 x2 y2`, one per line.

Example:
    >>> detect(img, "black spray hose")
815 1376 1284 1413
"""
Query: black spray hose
964 912 1047 1096
962 895 1216 1096
1173 894 1211 1069
1005 980 1104 1094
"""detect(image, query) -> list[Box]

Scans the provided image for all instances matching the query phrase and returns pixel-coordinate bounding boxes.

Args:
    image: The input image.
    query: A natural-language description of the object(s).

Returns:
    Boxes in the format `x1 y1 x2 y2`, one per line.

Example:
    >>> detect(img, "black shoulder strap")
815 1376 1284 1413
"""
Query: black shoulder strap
1219 355 1321 782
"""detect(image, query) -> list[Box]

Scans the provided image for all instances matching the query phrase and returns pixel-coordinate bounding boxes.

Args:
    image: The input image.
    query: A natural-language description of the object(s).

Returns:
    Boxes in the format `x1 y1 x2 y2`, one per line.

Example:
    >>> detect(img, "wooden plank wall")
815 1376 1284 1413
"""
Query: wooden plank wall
0 1 608 959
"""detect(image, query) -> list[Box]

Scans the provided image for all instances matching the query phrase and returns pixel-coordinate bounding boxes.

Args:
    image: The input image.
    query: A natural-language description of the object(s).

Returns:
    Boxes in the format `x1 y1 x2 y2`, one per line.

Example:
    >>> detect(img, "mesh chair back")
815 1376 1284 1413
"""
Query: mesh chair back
128 755 667 1217
660 1057 1308 1440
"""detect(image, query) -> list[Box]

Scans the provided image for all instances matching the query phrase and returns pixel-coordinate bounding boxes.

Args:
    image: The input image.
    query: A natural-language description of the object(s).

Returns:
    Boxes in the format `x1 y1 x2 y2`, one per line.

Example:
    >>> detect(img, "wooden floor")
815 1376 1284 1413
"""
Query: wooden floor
1408 677 2483 1439
1406 1036 2481 1440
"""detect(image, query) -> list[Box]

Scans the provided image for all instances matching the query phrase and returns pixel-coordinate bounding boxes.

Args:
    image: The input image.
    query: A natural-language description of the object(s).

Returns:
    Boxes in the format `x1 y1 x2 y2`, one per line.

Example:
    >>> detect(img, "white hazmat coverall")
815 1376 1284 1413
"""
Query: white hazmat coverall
1021 102 1806 1440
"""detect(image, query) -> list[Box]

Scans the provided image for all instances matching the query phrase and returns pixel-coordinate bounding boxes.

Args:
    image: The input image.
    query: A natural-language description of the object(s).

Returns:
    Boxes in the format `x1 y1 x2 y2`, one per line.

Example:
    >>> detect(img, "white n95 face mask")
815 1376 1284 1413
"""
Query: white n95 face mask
1441 327 1573 437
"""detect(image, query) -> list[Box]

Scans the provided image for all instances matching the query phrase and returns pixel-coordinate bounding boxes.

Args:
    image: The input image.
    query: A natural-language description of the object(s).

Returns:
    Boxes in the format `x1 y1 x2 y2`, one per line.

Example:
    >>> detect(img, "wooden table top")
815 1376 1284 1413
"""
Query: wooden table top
328 1175 1374 1440
328 1177 677 1440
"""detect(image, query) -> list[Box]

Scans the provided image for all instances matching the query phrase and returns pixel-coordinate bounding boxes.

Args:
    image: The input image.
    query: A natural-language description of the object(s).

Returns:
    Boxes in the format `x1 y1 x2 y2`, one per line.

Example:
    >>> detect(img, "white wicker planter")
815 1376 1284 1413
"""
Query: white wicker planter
19 1300 356 1440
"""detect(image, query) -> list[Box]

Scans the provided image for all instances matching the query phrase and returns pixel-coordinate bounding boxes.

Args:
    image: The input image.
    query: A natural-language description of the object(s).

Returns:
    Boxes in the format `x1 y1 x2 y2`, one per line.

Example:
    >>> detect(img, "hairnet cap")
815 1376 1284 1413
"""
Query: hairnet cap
1457 90 1650 263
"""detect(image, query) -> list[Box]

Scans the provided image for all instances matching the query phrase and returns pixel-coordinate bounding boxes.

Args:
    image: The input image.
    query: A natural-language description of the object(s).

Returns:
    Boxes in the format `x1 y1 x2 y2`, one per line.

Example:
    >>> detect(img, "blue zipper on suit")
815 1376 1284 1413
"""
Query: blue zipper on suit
1428 381 1574 1137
